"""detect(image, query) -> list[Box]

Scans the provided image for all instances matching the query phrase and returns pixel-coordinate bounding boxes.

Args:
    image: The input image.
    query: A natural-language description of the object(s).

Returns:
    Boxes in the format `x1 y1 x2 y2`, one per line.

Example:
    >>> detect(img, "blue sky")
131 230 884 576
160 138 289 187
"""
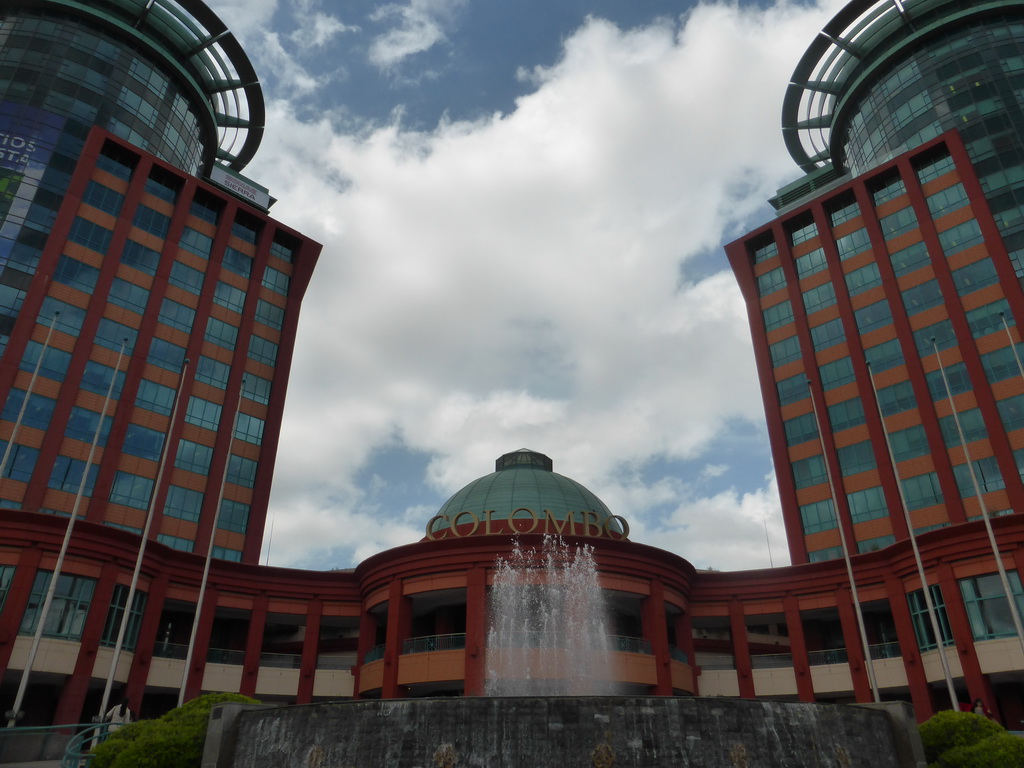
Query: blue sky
204 0 848 571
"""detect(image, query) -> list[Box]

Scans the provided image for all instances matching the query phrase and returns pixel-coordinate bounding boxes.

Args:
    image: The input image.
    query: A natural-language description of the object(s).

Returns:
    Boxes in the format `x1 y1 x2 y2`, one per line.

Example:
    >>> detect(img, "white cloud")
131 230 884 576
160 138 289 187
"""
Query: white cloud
290 12 360 48
244 1 844 571
368 0 467 69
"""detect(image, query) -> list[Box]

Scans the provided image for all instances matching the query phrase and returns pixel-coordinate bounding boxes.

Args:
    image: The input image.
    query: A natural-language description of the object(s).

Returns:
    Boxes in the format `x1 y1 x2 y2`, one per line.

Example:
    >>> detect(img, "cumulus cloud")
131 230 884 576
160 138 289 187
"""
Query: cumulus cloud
368 0 468 69
290 12 360 48
240 1 846 571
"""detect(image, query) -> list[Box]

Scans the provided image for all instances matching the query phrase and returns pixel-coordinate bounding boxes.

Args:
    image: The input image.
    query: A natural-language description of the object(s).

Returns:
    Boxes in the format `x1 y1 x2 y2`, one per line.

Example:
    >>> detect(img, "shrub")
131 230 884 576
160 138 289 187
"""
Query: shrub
92 693 259 768
918 710 1003 764
939 732 1024 768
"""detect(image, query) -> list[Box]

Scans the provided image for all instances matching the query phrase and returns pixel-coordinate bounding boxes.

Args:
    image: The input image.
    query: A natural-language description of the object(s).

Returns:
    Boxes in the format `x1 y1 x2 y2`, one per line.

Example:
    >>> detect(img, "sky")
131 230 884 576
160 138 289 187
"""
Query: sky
202 0 850 572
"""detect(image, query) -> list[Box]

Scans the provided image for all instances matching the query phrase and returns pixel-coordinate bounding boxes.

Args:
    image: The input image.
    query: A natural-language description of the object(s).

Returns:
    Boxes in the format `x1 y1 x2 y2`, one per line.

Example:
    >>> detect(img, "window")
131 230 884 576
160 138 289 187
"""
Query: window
854 300 892 333
186 397 222 431
40 298 86 337
784 412 818 446
121 240 160 274
19 571 95 640
81 360 124 397
136 379 175 415
845 263 881 296
939 408 987 447
981 344 1024 383
960 571 1024 642
999 394 1024 432
158 298 195 332
953 457 1005 497
890 424 929 462
97 147 134 179
175 439 213 474
214 281 246 312
223 247 252 278
213 546 242 562
100 584 146 651
248 335 278 366
48 456 98 494
880 206 917 239
916 152 955 183
20 342 72 382
169 261 205 293
966 299 1012 338
795 248 827 278
777 374 807 406
227 455 258 488
95 318 137 353
123 424 164 462
836 228 870 259
68 217 113 253
808 546 843 563
803 282 837 313
938 219 983 256
232 218 259 244
255 299 285 330
763 301 795 332
792 454 826 489
872 175 906 205
108 278 150 313
789 218 817 245
752 239 778 263
952 259 998 295
901 472 943 510
243 374 272 405
828 398 865 432
195 356 230 389
770 336 801 367
927 183 969 218
858 534 895 553
205 317 238 350
756 267 786 296
270 238 295 262
263 266 290 295
0 565 13 612
889 240 930 276
913 319 956 357
877 380 916 415
2 389 55 430
158 534 194 552
145 174 177 203
218 499 249 533
235 413 265 444
847 486 887 523
132 205 170 237
902 279 943 315
190 195 220 223
838 441 876 476
164 486 203 522
65 406 112 446
926 362 971 399
147 338 186 372
811 317 845 351
865 339 904 372
0 442 39 482
820 357 855 390
54 255 99 292
828 197 859 226
908 585 952 650
800 499 836 534
109 471 154 509
180 227 213 258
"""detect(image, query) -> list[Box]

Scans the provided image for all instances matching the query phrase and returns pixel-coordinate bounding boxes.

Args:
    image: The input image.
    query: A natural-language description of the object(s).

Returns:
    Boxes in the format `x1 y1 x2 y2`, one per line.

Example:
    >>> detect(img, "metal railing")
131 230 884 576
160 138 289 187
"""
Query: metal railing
751 652 794 669
61 723 112 768
869 641 901 660
259 652 302 669
364 644 386 663
152 641 188 659
316 654 355 670
206 648 245 665
0 722 105 767
608 636 652 655
402 633 467 655
696 657 736 670
808 647 848 666
669 646 689 664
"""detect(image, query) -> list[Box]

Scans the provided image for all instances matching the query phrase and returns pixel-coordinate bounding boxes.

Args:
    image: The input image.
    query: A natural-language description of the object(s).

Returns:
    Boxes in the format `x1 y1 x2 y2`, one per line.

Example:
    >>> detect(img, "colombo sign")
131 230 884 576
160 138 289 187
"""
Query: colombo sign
425 508 630 540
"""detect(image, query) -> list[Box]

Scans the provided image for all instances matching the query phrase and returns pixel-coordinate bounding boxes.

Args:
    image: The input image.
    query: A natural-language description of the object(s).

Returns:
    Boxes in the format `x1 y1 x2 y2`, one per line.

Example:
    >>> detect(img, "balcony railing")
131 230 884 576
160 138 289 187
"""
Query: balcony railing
260 652 302 668
364 644 386 663
669 645 689 664
317 654 355 670
808 648 848 666
608 635 652 655
152 641 188 659
402 633 467 654
206 648 245 665
869 641 901 660
751 652 793 669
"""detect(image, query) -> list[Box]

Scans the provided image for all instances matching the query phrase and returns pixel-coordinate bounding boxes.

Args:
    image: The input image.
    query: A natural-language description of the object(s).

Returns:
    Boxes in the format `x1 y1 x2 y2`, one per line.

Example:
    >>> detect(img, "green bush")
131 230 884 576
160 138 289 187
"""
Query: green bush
92 693 259 768
939 732 1024 768
918 710 1005 765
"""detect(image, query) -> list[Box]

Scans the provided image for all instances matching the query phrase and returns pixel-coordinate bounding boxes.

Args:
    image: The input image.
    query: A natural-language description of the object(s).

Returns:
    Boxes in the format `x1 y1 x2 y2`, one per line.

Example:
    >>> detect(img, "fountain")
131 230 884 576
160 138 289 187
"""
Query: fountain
485 536 618 695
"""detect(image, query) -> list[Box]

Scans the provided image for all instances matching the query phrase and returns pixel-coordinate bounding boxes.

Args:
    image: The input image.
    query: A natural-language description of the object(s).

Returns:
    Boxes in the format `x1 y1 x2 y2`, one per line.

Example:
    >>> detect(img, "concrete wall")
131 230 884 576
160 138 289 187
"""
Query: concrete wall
215 696 918 768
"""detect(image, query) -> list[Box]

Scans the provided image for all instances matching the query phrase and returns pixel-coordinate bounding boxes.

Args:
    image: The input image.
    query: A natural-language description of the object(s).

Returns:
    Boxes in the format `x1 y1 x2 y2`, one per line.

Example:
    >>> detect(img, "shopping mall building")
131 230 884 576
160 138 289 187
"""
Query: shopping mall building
3 0 1024 729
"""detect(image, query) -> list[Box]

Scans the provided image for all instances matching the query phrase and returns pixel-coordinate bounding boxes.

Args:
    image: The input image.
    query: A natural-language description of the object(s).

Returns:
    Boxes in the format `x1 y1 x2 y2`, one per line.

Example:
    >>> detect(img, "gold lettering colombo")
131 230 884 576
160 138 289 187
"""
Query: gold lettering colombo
425 509 629 541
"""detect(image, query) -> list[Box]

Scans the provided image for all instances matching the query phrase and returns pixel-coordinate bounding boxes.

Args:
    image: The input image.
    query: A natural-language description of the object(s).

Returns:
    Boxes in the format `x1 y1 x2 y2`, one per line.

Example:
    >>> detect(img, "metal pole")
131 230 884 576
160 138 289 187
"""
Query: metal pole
865 360 959 709
177 378 245 707
0 313 60 479
98 359 191 719
6 339 127 727
806 379 880 702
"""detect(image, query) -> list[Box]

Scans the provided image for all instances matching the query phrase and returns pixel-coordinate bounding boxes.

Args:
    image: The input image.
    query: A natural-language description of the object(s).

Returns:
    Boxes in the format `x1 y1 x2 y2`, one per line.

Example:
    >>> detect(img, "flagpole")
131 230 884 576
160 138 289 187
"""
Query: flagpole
865 360 958 709
98 358 191 719
806 379 880 702
6 338 127 727
178 377 244 707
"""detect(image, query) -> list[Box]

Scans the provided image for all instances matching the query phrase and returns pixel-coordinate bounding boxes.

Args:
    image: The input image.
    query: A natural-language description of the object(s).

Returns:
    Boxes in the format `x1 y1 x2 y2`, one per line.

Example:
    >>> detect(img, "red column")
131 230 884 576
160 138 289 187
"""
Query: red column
125 573 168 711
53 561 120 724
182 586 218 703
783 595 815 702
676 610 697 694
729 600 755 699
937 563 989 710
240 594 267 699
835 588 872 703
643 579 672 695
352 606 377 700
381 579 410 699
296 599 322 704
464 566 487 696
0 547 42 674
885 574 934 721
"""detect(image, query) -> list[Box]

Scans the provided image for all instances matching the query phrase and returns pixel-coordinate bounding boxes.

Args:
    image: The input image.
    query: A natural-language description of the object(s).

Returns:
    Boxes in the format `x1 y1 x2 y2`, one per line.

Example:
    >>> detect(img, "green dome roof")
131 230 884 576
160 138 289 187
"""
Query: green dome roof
429 450 620 537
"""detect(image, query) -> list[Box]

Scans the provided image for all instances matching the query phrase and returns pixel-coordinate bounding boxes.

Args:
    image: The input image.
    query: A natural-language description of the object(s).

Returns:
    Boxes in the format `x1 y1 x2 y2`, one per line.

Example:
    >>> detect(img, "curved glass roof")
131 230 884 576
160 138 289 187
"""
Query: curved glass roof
430 450 619 535
45 0 264 170
782 0 1019 172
